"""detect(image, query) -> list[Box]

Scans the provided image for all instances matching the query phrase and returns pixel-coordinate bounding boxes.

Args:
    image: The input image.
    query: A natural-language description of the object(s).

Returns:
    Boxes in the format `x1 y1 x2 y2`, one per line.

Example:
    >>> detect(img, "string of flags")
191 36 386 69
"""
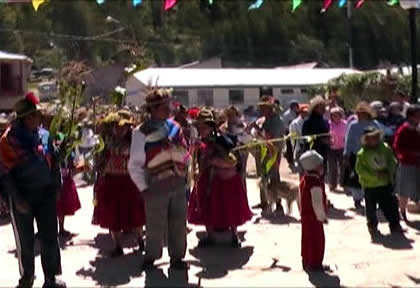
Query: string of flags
0 0 404 13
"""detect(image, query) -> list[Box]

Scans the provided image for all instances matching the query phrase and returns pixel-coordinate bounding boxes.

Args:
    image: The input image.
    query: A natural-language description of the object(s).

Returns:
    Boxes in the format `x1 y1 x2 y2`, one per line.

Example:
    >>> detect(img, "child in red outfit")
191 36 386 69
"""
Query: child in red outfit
299 150 328 271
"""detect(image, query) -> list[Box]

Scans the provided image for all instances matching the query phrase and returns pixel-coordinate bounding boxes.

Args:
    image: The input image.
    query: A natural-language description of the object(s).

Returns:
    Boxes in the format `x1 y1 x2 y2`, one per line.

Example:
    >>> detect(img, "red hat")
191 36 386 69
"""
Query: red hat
188 107 200 119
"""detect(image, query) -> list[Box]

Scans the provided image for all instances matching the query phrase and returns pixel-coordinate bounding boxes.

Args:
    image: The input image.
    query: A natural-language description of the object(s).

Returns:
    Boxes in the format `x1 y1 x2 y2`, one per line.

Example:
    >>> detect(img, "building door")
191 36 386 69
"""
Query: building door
0 63 12 91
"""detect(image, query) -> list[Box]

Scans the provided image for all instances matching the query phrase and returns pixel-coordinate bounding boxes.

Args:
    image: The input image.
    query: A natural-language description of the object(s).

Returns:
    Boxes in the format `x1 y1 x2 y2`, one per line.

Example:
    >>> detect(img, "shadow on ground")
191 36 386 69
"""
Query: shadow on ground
189 245 254 279
76 251 143 286
0 215 10 226
406 274 420 284
145 267 201 288
406 220 420 232
328 207 353 221
253 215 300 225
306 270 342 288
372 233 414 250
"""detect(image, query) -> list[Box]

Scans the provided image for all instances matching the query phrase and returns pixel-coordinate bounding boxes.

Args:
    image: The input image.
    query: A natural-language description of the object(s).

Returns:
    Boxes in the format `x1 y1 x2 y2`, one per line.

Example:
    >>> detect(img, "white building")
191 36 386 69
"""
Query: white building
126 67 359 109
0 51 32 110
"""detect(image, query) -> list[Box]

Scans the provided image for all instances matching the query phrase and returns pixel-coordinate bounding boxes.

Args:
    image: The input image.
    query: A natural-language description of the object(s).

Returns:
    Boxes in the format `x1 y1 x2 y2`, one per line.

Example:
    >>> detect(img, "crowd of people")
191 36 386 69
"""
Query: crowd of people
0 87 419 287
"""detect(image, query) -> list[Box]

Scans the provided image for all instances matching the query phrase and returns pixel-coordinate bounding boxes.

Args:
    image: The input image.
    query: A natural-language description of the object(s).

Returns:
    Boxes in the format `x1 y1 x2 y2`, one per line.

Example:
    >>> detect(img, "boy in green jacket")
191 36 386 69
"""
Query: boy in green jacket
355 126 403 239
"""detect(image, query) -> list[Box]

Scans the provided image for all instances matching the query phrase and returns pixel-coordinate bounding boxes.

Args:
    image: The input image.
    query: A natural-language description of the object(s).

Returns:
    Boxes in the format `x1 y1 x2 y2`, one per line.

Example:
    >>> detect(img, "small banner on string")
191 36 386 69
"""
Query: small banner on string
32 0 44 11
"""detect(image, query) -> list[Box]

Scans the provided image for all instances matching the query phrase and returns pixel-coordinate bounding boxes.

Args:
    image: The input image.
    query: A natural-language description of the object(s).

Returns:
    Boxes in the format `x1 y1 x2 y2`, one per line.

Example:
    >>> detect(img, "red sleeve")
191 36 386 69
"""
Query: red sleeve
393 124 418 161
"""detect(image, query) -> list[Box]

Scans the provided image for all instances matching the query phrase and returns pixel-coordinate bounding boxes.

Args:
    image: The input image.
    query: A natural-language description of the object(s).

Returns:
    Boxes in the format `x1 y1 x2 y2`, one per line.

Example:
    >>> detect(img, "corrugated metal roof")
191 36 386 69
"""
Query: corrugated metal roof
132 67 360 88
0 51 32 62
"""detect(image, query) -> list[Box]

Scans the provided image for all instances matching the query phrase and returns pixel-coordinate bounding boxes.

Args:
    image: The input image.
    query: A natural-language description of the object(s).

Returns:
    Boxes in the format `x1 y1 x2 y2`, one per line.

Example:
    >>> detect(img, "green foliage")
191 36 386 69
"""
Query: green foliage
0 1 418 69
309 71 416 110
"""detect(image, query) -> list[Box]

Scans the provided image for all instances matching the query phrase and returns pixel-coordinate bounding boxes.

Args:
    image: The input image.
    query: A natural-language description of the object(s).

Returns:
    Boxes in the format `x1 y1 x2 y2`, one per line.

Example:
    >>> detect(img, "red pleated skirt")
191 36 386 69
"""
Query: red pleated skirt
188 168 253 229
92 174 146 231
56 174 81 217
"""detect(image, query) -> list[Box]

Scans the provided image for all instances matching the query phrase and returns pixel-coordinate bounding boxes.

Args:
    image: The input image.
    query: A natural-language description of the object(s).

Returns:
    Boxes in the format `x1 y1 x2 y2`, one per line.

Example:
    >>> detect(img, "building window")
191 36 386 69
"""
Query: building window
281 88 294 94
173 89 189 106
229 89 244 105
301 88 308 94
259 87 273 98
197 89 214 107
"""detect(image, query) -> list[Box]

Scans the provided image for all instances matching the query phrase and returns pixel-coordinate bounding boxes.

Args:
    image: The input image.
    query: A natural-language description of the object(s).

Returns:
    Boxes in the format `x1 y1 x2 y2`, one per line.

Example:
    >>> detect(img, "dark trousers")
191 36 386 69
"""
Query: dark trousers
327 149 344 187
364 185 400 229
285 138 294 167
9 190 62 284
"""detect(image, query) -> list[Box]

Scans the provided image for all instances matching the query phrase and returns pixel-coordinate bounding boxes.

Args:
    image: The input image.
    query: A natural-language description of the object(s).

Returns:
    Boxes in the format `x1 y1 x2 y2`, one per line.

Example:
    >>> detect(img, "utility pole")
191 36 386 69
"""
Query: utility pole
347 0 354 69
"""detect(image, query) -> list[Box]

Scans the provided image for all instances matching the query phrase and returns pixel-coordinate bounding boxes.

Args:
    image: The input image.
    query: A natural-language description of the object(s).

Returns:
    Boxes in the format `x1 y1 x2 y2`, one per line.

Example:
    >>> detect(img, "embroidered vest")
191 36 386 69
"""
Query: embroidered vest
141 119 189 184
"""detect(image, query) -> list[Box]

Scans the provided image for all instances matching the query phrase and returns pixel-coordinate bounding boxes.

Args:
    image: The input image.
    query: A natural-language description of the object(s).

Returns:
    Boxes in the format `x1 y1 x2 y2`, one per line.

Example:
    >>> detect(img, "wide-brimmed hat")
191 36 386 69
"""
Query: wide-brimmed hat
196 108 216 125
361 126 384 145
299 150 324 171
102 109 136 126
258 95 275 107
308 96 326 114
15 92 41 118
330 107 342 115
370 101 384 112
145 88 172 107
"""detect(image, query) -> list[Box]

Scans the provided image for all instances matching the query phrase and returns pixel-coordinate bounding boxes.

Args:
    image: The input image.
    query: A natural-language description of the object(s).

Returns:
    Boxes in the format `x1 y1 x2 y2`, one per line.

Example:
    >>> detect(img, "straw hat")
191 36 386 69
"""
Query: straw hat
197 108 216 124
330 107 342 115
299 150 324 171
308 96 326 114
145 88 172 107
258 95 275 107
102 109 136 126
361 126 384 145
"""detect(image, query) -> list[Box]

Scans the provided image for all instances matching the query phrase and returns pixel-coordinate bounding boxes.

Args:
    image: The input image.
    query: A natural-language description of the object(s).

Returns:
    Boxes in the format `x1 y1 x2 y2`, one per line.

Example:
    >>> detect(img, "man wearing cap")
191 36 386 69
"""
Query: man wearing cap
283 100 300 172
0 92 65 288
250 96 285 214
289 104 309 176
128 88 189 270
343 101 381 209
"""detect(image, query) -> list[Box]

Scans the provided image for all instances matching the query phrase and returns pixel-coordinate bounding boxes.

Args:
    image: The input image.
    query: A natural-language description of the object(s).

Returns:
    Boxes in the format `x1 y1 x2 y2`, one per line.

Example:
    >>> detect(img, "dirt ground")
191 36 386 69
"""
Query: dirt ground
1 156 420 287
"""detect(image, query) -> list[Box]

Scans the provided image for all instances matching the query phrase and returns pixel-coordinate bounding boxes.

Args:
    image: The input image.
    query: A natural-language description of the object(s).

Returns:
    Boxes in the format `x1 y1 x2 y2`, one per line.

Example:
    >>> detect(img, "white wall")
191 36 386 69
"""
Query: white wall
125 76 147 106
213 88 229 108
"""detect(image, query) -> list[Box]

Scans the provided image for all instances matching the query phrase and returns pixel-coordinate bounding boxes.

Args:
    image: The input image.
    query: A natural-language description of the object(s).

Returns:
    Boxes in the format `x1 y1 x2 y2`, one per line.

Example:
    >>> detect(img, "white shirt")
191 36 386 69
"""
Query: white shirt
283 109 298 127
127 127 148 192
79 128 96 148
289 116 305 159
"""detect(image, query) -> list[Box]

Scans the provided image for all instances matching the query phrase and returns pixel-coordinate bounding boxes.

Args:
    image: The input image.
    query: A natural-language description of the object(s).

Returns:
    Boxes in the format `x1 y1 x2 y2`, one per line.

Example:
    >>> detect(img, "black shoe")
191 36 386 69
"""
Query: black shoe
252 203 267 209
197 237 214 248
110 246 124 258
390 224 405 234
170 260 189 270
231 236 242 248
368 226 381 240
355 200 363 210
142 259 156 270
138 239 145 252
16 277 34 288
42 278 66 288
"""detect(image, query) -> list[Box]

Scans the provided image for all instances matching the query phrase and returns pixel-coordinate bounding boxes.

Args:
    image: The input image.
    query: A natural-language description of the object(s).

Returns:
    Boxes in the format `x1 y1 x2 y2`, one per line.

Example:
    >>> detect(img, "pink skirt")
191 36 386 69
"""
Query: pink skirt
188 168 253 229
93 174 146 231
56 175 81 217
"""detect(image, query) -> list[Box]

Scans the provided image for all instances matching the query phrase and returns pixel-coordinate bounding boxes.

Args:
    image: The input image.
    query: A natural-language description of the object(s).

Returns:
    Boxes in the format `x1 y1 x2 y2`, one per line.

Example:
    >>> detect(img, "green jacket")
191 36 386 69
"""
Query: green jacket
355 142 397 189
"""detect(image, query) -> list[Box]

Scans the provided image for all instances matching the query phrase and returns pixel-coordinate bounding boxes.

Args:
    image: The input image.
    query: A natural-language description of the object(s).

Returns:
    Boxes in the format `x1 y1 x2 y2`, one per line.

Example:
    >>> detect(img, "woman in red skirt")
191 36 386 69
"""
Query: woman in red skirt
188 108 252 248
56 137 81 237
93 110 146 257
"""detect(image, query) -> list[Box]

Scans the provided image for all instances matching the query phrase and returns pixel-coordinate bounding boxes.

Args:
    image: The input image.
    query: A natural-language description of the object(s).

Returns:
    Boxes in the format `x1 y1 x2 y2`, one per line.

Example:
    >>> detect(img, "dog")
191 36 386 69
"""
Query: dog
259 177 300 216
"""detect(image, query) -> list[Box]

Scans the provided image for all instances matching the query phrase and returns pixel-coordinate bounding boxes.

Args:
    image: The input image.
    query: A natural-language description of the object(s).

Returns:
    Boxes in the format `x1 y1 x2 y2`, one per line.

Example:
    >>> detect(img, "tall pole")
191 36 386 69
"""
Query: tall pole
347 0 354 69
409 8 418 103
